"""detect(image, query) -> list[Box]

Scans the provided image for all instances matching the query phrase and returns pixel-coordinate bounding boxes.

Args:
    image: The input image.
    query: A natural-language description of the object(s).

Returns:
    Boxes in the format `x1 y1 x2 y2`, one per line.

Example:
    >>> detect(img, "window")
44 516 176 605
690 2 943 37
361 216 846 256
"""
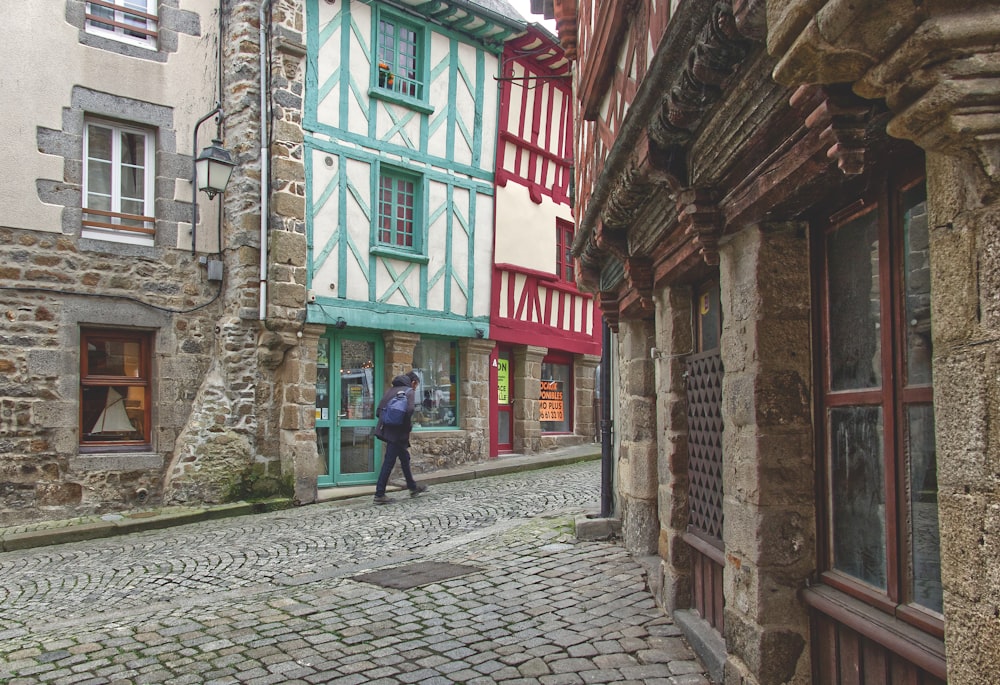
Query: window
540 356 572 433
85 0 158 49
377 171 419 251
411 339 458 428
83 119 155 246
81 329 152 448
556 219 576 283
375 13 423 100
817 168 941 625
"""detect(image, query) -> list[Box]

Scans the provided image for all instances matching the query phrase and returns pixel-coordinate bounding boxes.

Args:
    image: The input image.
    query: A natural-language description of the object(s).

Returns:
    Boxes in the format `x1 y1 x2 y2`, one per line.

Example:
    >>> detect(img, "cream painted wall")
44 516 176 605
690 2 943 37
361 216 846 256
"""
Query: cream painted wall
494 182 572 274
1 1 220 248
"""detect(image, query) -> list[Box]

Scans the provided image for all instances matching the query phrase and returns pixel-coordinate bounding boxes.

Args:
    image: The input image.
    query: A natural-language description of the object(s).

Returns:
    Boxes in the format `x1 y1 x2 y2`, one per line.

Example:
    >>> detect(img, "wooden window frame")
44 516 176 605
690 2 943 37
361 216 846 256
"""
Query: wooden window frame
373 9 426 105
85 0 158 50
83 118 156 246
80 328 153 450
555 219 576 284
374 167 421 255
540 353 573 434
814 157 942 639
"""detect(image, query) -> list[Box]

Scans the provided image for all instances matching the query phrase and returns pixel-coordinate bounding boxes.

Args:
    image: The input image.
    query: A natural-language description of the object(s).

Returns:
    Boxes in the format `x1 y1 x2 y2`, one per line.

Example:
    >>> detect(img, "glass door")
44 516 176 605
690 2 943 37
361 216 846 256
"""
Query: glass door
496 347 513 453
316 332 382 486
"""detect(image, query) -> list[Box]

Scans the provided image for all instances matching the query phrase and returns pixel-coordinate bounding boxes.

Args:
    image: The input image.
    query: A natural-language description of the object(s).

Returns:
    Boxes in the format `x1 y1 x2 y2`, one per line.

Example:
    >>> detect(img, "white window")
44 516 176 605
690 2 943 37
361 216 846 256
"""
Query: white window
85 0 158 50
83 120 155 246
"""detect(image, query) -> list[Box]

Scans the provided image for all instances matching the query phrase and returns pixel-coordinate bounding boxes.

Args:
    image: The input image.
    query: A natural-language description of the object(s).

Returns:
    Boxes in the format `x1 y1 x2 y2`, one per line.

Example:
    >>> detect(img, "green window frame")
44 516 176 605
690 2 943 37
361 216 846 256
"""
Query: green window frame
374 10 425 102
375 168 422 255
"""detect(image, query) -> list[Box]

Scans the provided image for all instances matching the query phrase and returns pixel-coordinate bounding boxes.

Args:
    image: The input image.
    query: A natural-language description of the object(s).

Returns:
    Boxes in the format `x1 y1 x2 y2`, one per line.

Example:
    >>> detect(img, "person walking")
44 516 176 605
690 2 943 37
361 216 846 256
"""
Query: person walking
373 370 428 504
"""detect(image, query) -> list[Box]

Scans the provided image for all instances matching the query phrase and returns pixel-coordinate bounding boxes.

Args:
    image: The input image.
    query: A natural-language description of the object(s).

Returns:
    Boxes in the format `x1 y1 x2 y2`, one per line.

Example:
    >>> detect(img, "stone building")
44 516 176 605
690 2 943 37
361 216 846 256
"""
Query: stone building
1 0 598 525
531 0 1000 682
0 0 260 524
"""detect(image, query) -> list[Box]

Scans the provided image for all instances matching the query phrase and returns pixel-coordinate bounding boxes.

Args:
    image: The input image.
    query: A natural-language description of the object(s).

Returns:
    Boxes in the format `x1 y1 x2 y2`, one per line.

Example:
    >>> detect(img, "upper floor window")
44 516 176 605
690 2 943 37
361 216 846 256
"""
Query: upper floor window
85 0 158 50
376 170 420 252
375 13 424 100
83 119 155 246
81 328 152 449
556 219 575 283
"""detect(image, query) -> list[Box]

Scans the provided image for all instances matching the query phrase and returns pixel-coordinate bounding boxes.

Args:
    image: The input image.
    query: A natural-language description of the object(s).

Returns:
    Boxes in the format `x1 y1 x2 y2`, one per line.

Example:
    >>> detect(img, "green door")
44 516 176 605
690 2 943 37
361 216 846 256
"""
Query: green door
316 332 383 486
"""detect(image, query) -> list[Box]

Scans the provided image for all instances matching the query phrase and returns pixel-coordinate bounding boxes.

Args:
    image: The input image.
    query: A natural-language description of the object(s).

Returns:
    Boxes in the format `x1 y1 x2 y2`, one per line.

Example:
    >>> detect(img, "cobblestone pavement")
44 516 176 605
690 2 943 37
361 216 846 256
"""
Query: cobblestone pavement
0 462 709 684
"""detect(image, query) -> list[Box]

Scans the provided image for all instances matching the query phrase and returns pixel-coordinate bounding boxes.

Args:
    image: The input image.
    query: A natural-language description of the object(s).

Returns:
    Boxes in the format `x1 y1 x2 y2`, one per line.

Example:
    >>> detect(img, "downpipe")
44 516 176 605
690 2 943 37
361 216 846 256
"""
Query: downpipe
600 317 614 518
258 0 272 320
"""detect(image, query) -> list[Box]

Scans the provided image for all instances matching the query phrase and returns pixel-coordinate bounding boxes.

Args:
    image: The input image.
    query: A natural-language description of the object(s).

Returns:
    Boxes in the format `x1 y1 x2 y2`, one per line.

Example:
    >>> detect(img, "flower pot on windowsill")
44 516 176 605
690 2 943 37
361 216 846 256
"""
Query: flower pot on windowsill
378 63 395 89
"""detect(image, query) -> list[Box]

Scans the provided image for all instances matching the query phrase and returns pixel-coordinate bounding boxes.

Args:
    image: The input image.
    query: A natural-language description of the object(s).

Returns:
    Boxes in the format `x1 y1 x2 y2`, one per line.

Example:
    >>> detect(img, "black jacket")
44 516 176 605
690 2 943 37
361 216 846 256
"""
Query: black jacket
374 374 416 445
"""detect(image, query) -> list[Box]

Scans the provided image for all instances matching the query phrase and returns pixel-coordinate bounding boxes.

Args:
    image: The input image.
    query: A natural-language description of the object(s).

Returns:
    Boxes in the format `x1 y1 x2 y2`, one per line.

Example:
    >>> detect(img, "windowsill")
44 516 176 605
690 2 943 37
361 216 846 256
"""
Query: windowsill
71 451 162 471
368 87 434 115
371 245 429 264
802 584 946 679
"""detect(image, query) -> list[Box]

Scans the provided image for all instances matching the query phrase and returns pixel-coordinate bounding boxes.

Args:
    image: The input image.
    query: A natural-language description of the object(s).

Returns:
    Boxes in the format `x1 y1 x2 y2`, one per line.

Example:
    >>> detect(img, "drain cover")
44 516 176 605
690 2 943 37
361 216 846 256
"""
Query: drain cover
351 561 480 589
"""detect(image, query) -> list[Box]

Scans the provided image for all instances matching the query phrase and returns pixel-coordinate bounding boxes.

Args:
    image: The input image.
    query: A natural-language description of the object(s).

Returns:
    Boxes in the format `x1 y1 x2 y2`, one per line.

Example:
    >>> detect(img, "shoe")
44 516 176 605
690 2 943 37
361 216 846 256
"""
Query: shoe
373 495 392 505
409 485 428 498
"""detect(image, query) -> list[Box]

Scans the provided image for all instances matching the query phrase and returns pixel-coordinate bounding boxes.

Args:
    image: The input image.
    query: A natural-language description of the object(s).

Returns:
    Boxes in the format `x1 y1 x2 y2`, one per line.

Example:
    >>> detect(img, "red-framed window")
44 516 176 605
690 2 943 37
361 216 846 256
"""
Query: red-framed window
540 353 573 433
815 162 941 635
556 219 575 283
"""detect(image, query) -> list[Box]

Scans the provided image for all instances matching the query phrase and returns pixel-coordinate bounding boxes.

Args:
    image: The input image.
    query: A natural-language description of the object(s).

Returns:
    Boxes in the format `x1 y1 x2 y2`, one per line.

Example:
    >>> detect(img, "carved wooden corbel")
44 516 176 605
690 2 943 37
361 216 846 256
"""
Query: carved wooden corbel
599 291 621 332
791 84 872 176
624 256 655 315
676 188 722 266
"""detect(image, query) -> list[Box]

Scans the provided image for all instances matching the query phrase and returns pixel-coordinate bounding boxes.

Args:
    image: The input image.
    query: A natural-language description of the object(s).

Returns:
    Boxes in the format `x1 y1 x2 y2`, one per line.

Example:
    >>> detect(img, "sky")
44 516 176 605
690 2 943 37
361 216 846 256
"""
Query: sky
506 0 557 32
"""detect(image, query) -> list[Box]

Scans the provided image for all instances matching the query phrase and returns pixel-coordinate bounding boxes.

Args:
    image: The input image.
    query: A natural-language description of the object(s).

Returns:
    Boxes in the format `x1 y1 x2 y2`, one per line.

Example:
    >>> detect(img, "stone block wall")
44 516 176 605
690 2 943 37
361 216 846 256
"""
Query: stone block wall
718 224 814 685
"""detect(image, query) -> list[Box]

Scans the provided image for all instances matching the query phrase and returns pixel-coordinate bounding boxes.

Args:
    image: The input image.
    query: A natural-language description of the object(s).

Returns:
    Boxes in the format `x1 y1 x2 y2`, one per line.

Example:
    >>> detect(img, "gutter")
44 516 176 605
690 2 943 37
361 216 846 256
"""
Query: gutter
259 0 272 321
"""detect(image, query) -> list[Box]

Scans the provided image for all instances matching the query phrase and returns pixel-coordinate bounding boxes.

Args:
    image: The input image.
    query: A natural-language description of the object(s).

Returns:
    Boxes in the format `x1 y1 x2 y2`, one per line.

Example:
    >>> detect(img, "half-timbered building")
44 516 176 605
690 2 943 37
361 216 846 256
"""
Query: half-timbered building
491 22 599 458
534 0 1000 682
298 0 528 488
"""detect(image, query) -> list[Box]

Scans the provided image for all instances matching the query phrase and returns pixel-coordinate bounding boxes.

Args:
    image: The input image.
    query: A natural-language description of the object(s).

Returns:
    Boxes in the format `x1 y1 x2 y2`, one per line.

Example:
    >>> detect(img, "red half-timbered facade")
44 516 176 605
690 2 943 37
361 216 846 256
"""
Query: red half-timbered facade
491 23 600 457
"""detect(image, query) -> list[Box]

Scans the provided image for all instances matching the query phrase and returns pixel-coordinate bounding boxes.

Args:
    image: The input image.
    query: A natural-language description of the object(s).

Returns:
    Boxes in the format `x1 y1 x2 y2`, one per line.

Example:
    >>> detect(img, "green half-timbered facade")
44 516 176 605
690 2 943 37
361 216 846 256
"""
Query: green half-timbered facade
303 0 523 486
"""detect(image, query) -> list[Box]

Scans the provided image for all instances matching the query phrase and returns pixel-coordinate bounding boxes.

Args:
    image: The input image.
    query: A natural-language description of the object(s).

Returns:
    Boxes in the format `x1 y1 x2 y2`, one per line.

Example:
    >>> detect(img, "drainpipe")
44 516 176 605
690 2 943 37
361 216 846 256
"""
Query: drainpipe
258 0 272 320
600 317 613 518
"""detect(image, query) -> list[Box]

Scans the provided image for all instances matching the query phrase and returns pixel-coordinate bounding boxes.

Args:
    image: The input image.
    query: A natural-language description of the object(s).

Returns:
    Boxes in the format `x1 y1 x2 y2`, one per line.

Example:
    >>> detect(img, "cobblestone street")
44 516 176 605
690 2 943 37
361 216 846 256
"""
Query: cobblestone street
0 462 709 684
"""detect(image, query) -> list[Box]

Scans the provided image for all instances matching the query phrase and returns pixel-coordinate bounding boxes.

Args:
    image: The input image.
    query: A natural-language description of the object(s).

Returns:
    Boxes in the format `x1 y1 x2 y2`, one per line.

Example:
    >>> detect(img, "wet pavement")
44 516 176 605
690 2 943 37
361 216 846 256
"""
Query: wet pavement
0 460 710 684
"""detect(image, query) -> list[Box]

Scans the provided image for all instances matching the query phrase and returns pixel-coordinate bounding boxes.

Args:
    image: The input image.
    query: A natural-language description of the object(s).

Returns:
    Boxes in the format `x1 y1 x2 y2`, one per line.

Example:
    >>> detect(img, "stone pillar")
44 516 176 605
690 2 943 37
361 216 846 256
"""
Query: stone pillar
573 354 600 441
278 322 323 505
513 345 546 454
925 149 1000 683
459 338 494 461
382 331 419 386
653 284 695 613
616 317 659 556
718 223 814 685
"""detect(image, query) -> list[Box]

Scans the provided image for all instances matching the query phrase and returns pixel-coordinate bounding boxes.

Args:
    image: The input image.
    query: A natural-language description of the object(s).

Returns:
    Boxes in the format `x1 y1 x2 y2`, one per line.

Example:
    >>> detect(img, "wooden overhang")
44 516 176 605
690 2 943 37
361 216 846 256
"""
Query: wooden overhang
570 0 891 329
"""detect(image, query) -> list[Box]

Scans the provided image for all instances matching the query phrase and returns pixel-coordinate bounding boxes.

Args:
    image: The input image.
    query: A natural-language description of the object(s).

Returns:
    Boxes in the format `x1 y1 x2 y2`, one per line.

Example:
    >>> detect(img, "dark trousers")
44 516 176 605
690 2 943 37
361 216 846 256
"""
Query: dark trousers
375 441 417 496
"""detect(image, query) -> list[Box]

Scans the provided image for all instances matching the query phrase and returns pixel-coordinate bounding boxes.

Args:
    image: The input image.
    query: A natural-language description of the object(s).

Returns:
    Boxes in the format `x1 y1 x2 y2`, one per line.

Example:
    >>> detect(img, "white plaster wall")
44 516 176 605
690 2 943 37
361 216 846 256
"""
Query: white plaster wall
0 1 220 244
494 182 572 273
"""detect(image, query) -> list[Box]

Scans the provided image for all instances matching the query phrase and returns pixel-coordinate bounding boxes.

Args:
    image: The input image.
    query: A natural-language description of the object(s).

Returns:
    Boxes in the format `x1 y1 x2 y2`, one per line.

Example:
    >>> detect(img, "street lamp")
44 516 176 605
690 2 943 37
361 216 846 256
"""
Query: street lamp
195 139 236 199
191 104 236 255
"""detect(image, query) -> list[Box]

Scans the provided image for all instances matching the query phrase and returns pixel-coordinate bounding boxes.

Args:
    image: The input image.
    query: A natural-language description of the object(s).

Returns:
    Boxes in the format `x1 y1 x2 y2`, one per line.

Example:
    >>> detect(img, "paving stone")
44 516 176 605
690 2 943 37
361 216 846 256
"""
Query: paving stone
0 463 708 685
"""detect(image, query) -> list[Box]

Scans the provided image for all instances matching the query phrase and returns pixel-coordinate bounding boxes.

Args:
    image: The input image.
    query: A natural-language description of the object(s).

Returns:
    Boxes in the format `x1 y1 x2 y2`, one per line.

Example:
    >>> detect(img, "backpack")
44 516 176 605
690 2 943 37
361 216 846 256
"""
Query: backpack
382 391 409 426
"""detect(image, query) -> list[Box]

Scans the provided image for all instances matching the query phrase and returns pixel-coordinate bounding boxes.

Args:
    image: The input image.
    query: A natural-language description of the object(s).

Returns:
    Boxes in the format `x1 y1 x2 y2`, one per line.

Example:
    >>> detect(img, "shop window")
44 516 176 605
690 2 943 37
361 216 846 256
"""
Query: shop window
411 339 458 428
83 118 155 246
85 0 158 50
817 168 941 625
80 328 152 449
541 355 572 433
